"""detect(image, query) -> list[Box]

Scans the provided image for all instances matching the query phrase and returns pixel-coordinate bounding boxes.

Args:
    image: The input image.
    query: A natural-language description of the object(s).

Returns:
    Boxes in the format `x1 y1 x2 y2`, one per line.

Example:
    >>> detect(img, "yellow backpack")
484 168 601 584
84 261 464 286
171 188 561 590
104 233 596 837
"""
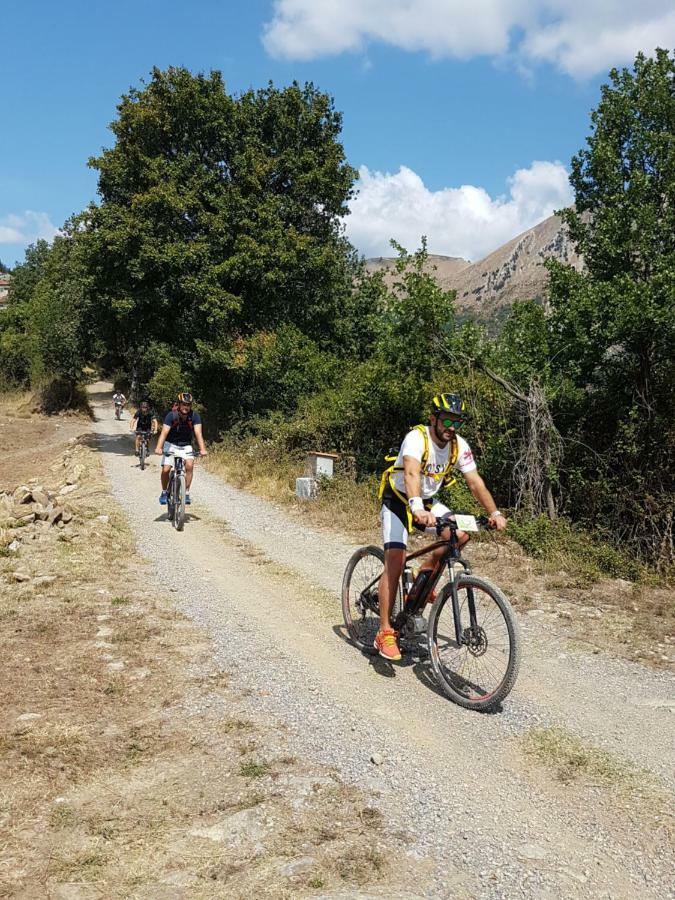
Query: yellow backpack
378 424 458 527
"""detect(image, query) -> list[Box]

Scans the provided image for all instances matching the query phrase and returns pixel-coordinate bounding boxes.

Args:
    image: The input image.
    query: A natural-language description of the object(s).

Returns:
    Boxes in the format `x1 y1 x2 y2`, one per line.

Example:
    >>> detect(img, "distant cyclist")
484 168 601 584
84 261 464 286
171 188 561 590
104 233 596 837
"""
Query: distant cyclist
113 390 126 420
128 400 158 456
154 392 207 505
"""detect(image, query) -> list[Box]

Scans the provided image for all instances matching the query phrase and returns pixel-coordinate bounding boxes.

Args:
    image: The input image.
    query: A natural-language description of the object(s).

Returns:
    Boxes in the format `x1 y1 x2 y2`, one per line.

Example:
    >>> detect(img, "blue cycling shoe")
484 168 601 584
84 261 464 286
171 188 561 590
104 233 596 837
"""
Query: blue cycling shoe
159 491 168 505
185 493 191 505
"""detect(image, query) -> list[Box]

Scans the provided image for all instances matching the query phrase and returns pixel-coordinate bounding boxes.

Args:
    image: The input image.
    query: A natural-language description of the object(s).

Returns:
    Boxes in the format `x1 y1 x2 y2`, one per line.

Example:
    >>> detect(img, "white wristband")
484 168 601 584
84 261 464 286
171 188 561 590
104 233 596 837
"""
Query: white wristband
489 510 504 518
408 496 424 513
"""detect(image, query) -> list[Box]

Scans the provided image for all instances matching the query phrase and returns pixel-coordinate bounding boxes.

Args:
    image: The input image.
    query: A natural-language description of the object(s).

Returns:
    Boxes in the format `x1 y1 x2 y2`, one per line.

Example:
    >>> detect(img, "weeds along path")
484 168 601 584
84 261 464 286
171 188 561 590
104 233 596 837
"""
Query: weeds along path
90 382 674 899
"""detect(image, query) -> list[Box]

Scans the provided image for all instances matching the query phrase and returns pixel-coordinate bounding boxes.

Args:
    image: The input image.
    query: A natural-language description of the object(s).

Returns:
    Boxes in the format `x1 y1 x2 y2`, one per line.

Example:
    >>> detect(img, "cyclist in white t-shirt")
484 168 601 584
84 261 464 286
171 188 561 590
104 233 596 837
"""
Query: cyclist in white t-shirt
375 392 507 661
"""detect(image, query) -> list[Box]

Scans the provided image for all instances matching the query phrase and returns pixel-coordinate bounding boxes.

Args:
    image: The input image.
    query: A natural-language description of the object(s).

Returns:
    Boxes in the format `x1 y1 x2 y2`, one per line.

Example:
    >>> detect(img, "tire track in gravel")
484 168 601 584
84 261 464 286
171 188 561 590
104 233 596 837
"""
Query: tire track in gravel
90 383 674 900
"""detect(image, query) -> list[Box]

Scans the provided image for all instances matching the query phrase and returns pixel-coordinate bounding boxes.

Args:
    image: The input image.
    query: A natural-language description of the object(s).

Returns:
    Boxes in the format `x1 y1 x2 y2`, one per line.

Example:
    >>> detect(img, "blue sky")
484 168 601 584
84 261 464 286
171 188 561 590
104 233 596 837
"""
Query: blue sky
1 0 672 266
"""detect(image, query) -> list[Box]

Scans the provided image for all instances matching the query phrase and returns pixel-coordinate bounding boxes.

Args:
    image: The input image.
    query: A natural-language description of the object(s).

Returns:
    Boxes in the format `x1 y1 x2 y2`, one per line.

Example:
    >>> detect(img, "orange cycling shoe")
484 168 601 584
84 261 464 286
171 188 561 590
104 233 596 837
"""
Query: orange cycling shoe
374 629 401 661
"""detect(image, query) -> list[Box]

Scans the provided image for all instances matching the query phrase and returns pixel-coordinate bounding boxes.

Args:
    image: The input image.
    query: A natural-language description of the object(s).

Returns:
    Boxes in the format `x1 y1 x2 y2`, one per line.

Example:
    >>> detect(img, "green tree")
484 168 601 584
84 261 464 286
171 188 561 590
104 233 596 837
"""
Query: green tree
548 49 675 563
85 67 358 396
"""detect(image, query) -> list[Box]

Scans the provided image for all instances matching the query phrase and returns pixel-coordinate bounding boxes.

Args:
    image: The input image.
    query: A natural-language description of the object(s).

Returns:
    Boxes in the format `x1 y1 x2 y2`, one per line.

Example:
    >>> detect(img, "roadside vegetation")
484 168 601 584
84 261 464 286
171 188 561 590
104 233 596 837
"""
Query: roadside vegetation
1 50 673 577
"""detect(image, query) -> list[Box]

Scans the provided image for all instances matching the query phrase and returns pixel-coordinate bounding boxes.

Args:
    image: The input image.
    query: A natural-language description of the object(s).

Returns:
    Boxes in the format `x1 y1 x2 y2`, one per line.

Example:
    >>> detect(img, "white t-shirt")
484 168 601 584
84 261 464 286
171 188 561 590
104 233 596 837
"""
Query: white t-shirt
391 426 476 499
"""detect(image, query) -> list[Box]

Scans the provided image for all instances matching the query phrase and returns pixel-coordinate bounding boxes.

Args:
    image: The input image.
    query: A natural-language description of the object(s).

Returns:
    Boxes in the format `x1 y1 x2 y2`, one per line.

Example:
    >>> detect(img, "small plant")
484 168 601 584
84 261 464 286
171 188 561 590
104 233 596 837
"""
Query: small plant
110 596 130 605
521 726 639 786
308 876 325 889
238 760 271 778
49 804 76 828
103 678 123 696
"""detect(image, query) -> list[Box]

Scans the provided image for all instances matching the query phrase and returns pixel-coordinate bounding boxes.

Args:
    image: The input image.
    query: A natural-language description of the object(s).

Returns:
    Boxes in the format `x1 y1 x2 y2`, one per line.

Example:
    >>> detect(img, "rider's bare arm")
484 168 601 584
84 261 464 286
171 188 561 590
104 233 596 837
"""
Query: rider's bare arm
154 424 171 455
402 455 435 527
463 470 507 530
193 423 207 457
151 417 159 434
129 418 137 432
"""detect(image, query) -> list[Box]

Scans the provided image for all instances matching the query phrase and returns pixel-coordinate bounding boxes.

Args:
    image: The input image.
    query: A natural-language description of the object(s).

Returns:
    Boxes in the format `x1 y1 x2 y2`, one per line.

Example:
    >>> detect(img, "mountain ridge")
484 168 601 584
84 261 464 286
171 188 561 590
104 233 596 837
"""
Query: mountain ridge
365 213 583 326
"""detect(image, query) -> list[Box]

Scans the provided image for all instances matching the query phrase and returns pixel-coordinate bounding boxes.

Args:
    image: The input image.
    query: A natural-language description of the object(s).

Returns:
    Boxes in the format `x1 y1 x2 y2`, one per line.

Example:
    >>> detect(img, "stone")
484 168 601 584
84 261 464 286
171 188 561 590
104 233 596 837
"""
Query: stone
8 540 20 552
66 465 84 485
279 856 316 877
295 477 317 500
34 504 51 521
61 510 73 524
96 515 110 524
32 575 57 587
17 712 42 722
48 508 63 526
31 488 49 507
12 505 36 521
517 843 548 862
59 484 78 496
13 485 32 504
9 572 31 583
370 752 384 766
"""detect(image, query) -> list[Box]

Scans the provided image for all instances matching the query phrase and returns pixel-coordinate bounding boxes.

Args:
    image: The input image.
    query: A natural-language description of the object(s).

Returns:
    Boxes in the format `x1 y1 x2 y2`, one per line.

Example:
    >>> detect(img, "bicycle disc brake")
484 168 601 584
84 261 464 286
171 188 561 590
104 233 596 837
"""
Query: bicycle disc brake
462 626 488 657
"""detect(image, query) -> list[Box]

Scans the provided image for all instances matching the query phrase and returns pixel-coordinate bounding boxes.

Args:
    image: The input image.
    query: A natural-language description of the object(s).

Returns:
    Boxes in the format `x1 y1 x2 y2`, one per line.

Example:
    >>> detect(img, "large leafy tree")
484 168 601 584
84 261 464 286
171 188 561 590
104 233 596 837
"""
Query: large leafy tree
547 49 675 563
85 67 357 398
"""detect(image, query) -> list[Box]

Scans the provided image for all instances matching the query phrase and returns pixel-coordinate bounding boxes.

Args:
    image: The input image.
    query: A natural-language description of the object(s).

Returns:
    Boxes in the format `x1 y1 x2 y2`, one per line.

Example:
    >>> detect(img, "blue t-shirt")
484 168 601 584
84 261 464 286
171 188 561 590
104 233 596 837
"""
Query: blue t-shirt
164 410 202 446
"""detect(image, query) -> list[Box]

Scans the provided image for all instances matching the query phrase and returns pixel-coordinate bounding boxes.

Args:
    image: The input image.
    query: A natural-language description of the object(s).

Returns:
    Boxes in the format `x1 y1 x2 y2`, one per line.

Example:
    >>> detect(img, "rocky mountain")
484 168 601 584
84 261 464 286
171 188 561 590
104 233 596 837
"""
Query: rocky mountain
365 214 583 329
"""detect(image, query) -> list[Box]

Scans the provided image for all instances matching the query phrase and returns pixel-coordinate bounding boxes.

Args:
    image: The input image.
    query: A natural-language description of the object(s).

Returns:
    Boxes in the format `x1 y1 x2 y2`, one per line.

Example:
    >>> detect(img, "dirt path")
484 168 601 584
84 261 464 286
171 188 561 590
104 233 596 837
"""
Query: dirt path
90 382 674 899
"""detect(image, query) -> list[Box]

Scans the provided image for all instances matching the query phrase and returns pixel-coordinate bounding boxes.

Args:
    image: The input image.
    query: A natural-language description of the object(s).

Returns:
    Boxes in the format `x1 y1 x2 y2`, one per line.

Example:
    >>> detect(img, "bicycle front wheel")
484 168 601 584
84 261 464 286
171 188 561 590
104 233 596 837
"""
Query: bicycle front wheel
174 473 185 532
139 442 146 470
341 546 402 654
428 575 521 711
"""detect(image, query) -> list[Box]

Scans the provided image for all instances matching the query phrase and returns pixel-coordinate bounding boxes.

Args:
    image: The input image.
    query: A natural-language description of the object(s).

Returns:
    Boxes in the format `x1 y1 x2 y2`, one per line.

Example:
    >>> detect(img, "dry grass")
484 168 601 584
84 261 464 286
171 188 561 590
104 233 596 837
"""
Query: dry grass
520 726 674 850
522 726 639 786
206 444 381 544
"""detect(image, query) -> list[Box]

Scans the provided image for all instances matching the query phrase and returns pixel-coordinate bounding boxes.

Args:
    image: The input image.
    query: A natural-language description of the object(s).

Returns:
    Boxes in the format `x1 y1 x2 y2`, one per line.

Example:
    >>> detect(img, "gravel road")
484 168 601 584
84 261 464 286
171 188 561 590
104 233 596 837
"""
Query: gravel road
91 383 674 899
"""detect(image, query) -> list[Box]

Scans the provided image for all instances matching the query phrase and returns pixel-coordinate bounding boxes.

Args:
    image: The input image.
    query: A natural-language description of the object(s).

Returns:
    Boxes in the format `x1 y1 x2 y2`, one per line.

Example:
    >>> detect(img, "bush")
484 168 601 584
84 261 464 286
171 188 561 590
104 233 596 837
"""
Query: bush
147 362 186 412
508 514 644 582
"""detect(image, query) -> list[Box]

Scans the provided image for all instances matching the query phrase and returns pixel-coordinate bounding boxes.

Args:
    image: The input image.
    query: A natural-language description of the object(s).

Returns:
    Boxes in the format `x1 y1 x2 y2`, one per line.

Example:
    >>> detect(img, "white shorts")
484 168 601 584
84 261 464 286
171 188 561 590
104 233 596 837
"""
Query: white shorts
381 496 451 550
161 442 194 468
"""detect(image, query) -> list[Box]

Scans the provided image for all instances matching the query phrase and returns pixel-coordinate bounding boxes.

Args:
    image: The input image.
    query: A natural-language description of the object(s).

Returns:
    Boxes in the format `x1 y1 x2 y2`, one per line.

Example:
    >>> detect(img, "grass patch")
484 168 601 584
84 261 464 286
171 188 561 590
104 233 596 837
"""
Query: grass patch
239 760 271 778
49 804 77 828
521 726 640 786
509 514 646 584
308 876 325 889
111 595 131 606
206 440 380 543
337 847 385 883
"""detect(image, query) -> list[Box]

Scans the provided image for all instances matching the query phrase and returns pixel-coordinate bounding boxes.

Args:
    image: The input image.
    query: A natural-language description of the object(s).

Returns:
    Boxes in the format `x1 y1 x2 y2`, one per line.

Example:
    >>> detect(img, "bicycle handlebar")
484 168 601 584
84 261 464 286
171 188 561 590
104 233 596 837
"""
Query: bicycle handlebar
434 513 491 535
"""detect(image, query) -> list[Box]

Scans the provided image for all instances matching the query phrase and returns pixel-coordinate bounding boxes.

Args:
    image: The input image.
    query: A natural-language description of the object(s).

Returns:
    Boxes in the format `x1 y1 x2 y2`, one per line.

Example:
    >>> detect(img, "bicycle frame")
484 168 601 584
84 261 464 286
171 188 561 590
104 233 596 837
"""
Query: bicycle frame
360 521 482 648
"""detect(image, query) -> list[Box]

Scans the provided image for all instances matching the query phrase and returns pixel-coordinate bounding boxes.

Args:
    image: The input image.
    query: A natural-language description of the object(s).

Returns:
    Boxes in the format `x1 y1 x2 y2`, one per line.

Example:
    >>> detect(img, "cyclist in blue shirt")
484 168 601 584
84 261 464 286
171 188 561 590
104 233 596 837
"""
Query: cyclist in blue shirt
154 392 207 505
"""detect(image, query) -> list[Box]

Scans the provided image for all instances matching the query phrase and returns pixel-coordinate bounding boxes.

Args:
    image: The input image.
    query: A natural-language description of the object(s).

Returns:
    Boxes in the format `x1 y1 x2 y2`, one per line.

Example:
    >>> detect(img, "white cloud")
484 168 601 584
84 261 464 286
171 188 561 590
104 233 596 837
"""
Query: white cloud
0 211 60 245
262 0 675 77
345 160 573 260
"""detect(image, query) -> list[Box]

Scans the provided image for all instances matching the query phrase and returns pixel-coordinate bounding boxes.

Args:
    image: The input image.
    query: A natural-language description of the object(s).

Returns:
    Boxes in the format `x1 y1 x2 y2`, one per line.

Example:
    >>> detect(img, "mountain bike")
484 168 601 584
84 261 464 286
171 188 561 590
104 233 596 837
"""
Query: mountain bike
341 514 521 711
114 403 124 420
165 448 190 532
137 431 151 471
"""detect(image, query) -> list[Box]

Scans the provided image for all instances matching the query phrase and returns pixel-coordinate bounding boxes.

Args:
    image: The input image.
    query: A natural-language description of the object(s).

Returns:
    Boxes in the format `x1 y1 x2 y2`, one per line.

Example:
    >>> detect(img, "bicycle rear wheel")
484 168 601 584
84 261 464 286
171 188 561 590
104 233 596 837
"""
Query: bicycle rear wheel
341 546 402 654
175 473 186 531
428 575 521 711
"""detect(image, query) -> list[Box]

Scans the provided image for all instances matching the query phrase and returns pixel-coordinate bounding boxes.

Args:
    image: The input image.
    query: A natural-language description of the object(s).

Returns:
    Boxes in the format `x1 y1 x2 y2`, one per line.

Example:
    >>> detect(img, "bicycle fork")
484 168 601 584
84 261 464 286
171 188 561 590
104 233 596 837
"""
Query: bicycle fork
448 561 478 646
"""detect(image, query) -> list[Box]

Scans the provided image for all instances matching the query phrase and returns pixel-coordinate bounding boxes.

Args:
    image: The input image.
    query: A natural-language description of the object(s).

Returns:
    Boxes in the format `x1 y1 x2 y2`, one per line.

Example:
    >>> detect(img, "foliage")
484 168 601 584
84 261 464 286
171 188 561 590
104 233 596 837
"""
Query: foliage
546 48 675 565
84 67 358 391
147 362 186 413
